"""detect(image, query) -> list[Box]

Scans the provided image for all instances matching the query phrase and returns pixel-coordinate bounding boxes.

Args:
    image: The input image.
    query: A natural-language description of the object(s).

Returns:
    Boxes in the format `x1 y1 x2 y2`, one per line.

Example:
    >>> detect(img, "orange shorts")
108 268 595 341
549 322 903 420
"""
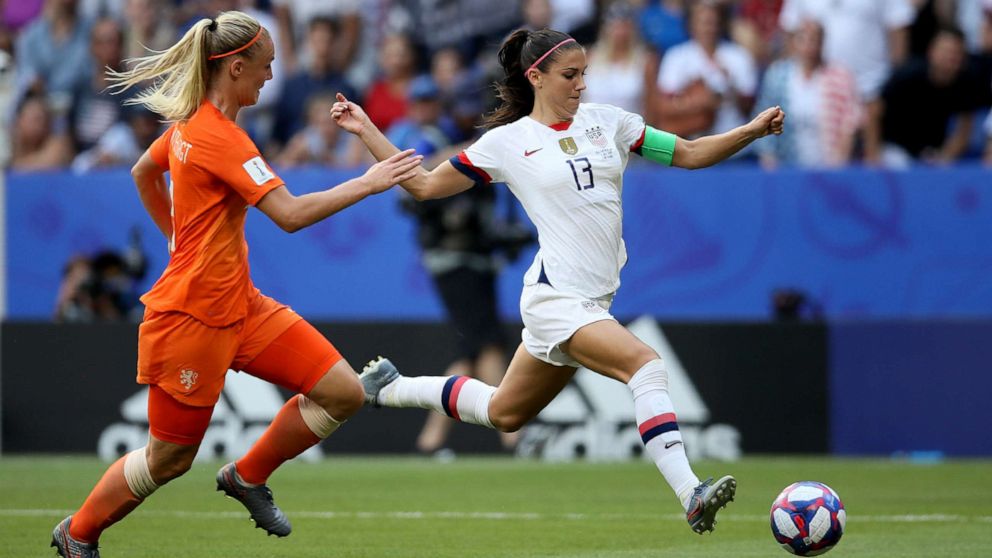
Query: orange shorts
137 292 341 408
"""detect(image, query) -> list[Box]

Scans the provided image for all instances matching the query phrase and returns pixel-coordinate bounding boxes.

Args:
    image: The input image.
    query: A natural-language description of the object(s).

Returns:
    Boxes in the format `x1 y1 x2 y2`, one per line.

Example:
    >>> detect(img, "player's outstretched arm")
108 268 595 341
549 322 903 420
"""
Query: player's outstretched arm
256 149 423 233
132 150 173 241
331 93 474 200
672 106 785 170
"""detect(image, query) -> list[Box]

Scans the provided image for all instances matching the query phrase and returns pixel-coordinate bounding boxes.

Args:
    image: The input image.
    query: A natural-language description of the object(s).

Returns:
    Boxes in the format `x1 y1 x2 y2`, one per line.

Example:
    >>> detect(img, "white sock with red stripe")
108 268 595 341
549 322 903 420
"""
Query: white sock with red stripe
379 375 496 429
628 359 700 511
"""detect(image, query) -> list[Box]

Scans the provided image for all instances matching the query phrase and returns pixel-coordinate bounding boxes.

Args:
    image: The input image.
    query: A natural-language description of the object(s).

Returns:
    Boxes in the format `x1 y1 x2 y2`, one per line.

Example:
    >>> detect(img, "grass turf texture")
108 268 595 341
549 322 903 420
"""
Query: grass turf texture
2 456 990 557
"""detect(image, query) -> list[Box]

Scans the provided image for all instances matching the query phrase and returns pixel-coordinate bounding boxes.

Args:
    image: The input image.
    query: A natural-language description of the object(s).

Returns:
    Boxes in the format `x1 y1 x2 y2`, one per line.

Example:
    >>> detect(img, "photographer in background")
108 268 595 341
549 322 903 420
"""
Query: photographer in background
54 226 148 322
402 173 535 459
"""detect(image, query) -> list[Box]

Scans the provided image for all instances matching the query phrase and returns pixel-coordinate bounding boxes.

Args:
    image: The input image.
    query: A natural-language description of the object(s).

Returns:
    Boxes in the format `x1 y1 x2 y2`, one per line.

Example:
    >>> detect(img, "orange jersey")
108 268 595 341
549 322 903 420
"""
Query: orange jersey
141 100 283 327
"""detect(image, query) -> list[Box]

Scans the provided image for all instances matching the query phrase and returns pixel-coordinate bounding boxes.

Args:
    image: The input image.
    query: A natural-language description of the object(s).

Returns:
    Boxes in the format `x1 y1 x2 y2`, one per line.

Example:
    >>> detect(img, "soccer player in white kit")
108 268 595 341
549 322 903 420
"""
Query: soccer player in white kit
332 28 785 535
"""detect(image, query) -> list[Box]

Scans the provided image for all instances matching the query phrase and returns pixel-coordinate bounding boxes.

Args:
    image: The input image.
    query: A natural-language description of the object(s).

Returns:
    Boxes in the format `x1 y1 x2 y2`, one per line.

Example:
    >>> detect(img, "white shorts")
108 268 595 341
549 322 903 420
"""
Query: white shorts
520 282 617 367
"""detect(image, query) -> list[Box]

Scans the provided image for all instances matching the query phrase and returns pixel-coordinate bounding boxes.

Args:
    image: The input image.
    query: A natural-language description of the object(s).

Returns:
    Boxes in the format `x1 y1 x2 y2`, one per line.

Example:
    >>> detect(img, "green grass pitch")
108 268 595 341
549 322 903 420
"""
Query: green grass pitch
2 456 990 557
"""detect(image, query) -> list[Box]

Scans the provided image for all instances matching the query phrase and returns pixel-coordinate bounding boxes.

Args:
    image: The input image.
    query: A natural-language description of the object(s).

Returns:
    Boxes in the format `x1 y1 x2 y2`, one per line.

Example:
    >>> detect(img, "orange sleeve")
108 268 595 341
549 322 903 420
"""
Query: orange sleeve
148 125 176 169
209 131 284 206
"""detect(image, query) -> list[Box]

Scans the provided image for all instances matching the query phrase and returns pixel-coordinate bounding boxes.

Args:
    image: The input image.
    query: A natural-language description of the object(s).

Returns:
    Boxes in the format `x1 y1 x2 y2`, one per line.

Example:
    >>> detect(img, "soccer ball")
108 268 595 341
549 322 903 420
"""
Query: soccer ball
770 481 846 556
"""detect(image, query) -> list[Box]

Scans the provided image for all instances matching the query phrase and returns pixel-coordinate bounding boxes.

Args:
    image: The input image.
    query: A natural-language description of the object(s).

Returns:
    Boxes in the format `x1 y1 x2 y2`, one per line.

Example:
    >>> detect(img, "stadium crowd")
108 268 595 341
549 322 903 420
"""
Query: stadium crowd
4 0 992 174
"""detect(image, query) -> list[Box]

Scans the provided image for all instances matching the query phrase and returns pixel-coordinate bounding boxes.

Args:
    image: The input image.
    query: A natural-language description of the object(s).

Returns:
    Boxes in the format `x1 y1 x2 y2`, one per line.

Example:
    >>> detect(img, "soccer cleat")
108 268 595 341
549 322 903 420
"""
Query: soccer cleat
359 356 400 406
686 475 736 534
216 463 292 537
51 516 100 558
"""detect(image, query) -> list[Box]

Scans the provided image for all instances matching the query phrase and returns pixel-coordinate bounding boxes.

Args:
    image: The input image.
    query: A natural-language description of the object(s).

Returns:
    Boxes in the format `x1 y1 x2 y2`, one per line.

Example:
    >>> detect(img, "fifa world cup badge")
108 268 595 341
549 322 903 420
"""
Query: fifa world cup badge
559 137 578 155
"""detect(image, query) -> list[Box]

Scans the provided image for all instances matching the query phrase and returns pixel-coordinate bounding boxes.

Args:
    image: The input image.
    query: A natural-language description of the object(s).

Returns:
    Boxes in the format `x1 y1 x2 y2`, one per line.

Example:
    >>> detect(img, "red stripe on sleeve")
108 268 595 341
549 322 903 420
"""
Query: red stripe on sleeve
458 152 493 183
630 128 646 152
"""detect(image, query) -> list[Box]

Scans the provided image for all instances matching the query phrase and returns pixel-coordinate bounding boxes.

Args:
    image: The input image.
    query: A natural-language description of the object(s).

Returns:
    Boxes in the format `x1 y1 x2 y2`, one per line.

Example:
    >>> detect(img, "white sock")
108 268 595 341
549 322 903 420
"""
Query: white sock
628 359 700 510
379 375 496 429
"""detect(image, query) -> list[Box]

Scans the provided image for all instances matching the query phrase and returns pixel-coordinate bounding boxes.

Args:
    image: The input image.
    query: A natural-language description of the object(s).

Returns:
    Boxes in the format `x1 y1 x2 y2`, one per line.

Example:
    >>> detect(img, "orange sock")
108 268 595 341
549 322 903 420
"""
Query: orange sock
235 395 321 485
70 457 142 543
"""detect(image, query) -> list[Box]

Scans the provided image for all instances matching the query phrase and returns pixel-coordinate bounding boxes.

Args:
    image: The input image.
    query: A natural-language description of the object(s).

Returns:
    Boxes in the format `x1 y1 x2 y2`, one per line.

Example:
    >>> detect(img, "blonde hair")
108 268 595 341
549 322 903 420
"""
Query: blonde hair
107 11 263 122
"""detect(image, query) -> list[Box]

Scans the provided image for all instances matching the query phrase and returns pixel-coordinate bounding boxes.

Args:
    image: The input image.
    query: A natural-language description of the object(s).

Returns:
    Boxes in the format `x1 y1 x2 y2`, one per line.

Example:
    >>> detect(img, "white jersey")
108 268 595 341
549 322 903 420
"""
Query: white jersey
450 103 648 298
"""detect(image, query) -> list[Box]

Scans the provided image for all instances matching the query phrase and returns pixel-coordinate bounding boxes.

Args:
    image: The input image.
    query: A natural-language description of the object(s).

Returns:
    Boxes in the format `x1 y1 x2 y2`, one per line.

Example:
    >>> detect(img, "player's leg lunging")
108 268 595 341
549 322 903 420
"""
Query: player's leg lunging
363 358 497 428
362 343 575 433
565 320 736 534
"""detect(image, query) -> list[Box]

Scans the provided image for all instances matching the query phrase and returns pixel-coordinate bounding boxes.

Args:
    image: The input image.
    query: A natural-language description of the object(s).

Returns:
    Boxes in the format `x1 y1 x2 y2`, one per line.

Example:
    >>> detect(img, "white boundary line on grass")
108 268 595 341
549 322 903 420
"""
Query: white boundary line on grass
3 509 991 524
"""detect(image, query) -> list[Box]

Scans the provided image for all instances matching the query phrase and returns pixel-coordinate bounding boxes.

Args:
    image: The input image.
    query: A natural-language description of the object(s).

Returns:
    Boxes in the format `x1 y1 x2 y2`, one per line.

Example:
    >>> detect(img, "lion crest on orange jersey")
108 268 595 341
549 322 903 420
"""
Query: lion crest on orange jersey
179 369 199 390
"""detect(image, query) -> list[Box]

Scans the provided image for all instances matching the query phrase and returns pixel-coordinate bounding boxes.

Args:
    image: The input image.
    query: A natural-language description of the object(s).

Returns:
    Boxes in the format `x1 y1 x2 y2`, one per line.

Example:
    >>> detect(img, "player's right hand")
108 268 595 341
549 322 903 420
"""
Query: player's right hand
361 149 423 194
331 92 370 135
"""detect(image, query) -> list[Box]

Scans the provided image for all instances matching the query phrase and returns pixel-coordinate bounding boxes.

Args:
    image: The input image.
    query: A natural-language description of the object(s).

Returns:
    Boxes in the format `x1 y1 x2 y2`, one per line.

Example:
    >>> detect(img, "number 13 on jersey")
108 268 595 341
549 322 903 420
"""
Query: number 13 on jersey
567 157 595 191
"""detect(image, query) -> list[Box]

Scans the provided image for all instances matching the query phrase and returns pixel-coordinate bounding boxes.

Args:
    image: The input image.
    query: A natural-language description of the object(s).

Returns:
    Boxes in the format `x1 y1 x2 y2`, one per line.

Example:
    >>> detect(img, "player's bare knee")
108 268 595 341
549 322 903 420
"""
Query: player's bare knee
491 412 527 433
147 452 194 484
330 377 364 419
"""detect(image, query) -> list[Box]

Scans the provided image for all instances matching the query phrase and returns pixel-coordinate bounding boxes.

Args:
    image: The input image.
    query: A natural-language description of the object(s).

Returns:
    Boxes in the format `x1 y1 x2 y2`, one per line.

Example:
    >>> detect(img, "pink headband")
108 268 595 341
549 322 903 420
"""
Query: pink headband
525 38 577 75
208 28 263 60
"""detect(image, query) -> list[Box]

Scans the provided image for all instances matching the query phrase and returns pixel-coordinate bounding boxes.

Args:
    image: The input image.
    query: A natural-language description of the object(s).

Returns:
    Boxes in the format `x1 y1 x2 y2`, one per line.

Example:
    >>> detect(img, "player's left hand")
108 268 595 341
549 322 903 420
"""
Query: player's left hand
748 106 786 139
331 92 371 135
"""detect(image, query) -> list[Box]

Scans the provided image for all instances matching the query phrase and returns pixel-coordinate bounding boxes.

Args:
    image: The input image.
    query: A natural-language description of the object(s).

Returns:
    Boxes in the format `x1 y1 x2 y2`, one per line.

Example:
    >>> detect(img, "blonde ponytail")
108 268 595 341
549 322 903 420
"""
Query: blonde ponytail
107 11 263 122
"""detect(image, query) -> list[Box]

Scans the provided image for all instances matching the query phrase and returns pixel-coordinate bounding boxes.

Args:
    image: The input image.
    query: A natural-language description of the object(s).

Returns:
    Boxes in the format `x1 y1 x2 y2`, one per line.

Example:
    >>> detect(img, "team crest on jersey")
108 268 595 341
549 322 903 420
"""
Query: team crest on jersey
179 369 199 390
559 137 579 155
585 126 607 148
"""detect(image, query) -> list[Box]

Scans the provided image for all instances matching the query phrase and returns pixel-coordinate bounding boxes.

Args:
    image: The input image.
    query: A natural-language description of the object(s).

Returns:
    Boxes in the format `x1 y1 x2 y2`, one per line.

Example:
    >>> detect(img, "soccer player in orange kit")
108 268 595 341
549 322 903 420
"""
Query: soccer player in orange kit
50 11 422 558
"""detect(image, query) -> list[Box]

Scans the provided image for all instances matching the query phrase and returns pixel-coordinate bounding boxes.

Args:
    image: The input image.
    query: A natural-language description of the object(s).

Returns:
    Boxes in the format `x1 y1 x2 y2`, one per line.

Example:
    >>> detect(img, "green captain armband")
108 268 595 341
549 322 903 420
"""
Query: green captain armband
634 126 677 166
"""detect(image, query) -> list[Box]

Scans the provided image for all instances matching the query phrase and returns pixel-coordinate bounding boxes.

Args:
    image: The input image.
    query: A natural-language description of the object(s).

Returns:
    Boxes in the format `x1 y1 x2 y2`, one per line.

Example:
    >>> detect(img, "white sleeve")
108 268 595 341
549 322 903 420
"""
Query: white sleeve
453 129 505 184
612 105 646 151
657 49 685 93
730 48 759 97
884 0 916 28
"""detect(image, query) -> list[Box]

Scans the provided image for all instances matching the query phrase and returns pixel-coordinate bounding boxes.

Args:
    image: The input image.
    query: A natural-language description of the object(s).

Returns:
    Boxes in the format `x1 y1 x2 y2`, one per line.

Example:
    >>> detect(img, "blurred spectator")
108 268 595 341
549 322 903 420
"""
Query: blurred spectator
431 46 468 99
344 0 391 91
363 32 417 132
15 0 92 110
521 0 552 31
447 75 489 142
548 0 597 44
10 93 73 171
780 0 914 98
655 1 757 138
386 75 457 158
978 0 992 53
0 26 15 167
638 0 689 55
779 0 915 162
393 0 520 62
909 0 958 59
869 26 987 166
271 16 357 148
69 17 124 154
54 231 147 322
71 103 160 172
275 93 358 167
121 0 175 60
584 2 649 114
731 0 785 67
79 0 125 20
272 0 360 74
386 75 455 158
755 20 861 168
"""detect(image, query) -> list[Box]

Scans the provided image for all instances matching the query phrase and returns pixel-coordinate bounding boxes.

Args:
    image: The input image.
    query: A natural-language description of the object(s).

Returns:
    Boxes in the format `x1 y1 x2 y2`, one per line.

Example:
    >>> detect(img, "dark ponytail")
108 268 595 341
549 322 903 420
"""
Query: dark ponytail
482 28 580 129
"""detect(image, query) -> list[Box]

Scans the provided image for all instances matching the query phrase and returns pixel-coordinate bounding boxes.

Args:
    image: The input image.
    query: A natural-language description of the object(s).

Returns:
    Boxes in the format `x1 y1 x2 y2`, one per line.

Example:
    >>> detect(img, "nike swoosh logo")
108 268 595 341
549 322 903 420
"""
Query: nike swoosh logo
524 148 543 157
664 440 683 449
